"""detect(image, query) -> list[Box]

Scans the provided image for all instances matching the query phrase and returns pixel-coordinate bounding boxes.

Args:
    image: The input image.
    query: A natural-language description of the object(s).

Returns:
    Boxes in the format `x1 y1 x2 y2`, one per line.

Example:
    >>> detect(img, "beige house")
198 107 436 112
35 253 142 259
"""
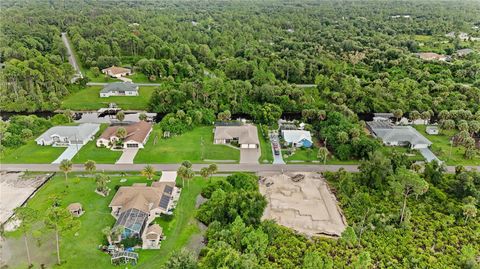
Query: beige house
108 181 179 249
96 121 152 149
415 52 450 62
102 66 132 78
213 124 259 148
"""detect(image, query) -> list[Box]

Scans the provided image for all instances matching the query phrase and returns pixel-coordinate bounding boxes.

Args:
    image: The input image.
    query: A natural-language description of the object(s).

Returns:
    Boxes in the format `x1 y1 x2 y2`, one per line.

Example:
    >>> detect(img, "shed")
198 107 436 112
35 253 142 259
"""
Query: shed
67 203 84 217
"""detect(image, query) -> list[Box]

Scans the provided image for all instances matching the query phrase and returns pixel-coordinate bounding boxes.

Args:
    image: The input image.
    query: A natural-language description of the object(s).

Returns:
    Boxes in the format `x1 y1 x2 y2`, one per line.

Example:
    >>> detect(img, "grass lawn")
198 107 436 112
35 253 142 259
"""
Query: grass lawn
0 140 66 164
72 124 122 164
258 127 273 164
5 173 209 268
283 147 318 163
380 145 425 162
62 86 155 110
126 72 151 83
415 126 480 165
135 126 239 163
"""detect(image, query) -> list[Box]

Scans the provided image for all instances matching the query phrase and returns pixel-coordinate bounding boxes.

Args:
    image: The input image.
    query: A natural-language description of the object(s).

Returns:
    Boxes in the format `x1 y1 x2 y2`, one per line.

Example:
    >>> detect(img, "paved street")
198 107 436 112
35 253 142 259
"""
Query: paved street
86 82 161 86
61 32 83 81
1 163 477 174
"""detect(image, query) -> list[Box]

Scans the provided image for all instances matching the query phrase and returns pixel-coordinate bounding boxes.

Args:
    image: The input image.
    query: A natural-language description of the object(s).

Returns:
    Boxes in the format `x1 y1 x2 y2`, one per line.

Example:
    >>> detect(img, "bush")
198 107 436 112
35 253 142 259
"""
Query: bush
121 237 142 248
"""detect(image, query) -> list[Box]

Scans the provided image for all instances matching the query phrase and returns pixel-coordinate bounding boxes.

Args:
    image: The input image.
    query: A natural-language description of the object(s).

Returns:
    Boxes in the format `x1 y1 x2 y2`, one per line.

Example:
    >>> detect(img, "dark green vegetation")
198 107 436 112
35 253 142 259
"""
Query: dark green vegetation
1 0 479 116
185 167 480 268
5 173 208 268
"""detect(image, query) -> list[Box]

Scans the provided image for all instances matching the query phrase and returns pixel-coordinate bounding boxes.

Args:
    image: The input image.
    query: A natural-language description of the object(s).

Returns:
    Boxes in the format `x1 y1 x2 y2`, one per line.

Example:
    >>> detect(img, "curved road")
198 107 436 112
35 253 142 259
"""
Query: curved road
1 163 477 174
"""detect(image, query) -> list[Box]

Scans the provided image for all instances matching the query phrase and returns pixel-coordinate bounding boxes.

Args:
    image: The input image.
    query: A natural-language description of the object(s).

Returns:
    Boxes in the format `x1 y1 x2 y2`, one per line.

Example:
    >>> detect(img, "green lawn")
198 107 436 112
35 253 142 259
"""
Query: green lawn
72 124 122 164
62 86 155 110
126 72 151 83
258 127 273 164
0 140 66 164
135 126 240 163
6 173 209 268
283 147 318 163
414 126 480 165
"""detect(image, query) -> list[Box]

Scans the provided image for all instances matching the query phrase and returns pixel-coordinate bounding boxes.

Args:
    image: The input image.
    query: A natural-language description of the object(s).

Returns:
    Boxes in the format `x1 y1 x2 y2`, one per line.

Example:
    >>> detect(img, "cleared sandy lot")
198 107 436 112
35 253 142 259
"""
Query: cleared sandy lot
259 172 347 237
0 172 51 225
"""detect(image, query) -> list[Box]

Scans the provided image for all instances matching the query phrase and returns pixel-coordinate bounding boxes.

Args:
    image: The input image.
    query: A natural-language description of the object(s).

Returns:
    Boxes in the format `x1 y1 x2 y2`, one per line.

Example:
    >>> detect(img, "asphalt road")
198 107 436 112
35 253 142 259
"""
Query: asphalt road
86 82 161 86
61 32 83 79
1 163 478 173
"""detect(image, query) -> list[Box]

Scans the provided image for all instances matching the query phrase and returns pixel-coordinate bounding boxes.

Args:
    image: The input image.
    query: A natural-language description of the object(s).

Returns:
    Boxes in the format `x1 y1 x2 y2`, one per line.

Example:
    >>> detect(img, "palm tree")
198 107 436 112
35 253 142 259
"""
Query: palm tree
102 226 124 245
139 112 147 121
116 111 125 122
84 160 96 175
317 147 329 165
207 164 218 177
59 159 73 182
14 207 38 266
141 165 155 180
200 167 210 179
116 127 127 140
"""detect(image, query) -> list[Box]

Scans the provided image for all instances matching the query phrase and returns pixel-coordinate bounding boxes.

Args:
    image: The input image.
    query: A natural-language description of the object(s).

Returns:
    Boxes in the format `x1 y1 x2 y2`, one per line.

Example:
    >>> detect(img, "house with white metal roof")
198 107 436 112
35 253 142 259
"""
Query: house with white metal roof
281 130 313 148
367 121 432 149
35 123 100 147
100 82 139 97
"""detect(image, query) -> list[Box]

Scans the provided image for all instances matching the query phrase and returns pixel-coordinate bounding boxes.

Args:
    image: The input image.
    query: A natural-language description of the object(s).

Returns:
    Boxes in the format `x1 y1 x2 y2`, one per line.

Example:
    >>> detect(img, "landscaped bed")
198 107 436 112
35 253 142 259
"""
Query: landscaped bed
4 173 209 268
134 126 240 164
61 86 155 110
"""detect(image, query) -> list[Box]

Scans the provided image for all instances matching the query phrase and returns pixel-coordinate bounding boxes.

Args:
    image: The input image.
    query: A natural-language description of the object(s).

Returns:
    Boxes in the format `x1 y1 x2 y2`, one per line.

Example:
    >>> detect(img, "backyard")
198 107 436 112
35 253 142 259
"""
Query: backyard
61 86 155 110
134 126 240 163
4 173 209 268
415 126 480 165
258 127 273 164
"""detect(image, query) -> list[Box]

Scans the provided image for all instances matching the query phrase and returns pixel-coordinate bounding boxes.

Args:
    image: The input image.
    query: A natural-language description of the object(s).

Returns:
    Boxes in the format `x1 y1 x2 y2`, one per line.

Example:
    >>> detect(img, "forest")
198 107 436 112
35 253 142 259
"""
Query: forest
1 0 479 116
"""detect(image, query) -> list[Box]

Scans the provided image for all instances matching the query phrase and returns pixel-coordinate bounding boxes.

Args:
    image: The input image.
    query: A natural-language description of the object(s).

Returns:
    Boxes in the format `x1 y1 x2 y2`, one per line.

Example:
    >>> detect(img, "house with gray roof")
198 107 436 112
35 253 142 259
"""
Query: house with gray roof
367 121 431 149
100 82 139 97
281 130 313 148
35 123 100 147
214 124 259 148
456 48 474 57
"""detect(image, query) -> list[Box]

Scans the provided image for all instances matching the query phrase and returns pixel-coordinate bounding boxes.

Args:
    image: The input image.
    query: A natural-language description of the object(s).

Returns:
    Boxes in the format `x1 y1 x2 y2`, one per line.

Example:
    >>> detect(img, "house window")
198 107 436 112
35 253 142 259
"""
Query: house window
127 143 138 148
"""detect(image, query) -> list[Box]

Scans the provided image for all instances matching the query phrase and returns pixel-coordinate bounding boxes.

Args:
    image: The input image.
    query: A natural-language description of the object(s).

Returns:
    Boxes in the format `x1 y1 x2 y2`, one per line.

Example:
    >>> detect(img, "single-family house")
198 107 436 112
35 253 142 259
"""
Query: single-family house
415 52 451 62
35 123 100 147
96 121 152 149
102 66 132 78
456 48 474 57
100 82 139 98
281 130 313 148
373 113 394 122
426 126 439 135
367 121 432 149
214 124 259 149
108 181 179 249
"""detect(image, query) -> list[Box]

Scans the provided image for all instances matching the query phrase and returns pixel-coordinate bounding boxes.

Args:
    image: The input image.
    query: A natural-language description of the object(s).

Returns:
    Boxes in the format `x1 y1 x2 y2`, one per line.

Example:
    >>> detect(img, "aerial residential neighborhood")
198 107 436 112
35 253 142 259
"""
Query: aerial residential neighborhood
0 0 479 268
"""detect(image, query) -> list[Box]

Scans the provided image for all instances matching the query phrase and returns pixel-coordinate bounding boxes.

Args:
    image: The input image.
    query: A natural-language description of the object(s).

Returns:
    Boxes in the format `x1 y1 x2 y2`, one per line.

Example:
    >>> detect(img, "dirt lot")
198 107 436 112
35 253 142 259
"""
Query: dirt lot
259 172 347 237
0 172 52 225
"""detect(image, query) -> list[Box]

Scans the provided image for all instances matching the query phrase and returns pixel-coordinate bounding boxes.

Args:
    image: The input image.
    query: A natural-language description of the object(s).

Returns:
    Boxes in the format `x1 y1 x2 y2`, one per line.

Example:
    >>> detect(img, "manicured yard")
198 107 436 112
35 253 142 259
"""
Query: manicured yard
0 140 66 164
283 147 318 163
135 126 240 163
258 127 273 164
5 173 209 268
62 86 155 110
72 124 122 164
415 126 480 165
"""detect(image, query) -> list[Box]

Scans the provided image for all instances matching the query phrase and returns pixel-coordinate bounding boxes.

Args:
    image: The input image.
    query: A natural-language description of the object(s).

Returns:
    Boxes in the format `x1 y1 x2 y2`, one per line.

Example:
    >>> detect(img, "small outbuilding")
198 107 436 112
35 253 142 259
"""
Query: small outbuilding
142 224 163 249
426 126 439 135
67 203 84 217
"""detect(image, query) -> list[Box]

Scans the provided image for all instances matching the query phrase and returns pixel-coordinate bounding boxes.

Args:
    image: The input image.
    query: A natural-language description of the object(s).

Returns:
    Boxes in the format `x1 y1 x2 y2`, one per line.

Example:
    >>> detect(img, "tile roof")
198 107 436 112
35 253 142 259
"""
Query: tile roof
214 124 259 145
102 66 131 76
99 121 152 144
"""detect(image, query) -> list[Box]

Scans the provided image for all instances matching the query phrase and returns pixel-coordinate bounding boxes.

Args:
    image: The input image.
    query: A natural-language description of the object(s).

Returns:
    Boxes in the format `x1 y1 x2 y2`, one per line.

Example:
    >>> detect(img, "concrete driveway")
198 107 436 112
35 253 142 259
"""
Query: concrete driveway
240 148 260 164
418 148 442 163
116 148 139 164
52 144 84 164
270 132 285 164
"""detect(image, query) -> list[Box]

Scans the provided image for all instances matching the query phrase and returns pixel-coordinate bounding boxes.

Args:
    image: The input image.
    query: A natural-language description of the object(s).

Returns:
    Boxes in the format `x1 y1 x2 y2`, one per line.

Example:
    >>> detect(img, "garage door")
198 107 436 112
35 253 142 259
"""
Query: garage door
240 144 248 148
126 143 139 148
248 144 257 149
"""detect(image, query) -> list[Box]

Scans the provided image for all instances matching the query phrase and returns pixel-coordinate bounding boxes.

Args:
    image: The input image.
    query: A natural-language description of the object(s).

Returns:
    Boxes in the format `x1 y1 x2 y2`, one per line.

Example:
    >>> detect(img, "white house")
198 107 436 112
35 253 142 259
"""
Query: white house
367 121 432 149
100 82 139 97
281 130 313 148
35 123 100 147
96 121 152 149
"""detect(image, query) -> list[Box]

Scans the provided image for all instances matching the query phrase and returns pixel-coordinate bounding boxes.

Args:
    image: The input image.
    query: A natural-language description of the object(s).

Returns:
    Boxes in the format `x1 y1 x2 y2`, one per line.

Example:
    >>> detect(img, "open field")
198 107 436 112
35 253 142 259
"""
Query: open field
72 124 122 164
415 126 480 165
134 126 240 164
61 86 155 110
0 141 66 164
3 173 209 268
